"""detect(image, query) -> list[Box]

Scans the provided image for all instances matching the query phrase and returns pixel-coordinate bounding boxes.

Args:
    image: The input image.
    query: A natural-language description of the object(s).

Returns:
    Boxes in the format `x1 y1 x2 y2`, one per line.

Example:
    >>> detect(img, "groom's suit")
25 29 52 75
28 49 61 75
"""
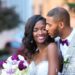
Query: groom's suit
62 34 75 75
55 29 75 75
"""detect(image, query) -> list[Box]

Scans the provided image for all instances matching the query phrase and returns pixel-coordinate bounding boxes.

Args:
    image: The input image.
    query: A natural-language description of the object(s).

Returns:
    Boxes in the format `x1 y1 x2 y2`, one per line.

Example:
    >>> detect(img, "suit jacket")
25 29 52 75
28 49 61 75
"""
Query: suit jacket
62 34 75 75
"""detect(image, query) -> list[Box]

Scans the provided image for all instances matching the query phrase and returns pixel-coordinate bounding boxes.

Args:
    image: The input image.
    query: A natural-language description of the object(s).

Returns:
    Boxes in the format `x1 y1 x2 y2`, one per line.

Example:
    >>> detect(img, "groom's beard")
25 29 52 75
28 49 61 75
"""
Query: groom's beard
51 30 59 38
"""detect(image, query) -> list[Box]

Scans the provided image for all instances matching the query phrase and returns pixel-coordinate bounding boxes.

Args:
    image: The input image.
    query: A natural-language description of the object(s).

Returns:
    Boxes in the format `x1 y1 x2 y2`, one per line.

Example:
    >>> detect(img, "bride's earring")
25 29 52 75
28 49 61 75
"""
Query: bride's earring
36 48 39 51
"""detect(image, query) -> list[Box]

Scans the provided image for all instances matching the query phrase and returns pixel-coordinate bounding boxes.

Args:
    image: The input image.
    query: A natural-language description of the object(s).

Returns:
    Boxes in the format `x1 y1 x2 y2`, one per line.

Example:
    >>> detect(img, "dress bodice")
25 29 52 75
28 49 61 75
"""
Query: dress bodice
28 61 48 75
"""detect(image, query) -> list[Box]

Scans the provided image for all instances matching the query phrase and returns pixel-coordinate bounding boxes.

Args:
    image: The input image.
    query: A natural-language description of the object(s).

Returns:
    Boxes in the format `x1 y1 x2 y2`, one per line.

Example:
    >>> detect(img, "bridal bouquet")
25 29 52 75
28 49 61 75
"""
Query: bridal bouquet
1 54 29 75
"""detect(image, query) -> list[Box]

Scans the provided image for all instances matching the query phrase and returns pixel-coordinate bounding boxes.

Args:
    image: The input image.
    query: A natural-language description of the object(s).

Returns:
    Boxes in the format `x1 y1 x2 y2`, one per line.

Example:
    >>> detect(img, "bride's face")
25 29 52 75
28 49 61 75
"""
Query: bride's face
33 20 47 44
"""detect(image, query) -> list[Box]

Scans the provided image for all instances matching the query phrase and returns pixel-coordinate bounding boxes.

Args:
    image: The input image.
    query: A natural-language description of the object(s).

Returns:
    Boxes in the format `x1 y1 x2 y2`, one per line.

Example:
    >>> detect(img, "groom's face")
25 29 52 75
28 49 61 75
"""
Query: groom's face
46 16 59 38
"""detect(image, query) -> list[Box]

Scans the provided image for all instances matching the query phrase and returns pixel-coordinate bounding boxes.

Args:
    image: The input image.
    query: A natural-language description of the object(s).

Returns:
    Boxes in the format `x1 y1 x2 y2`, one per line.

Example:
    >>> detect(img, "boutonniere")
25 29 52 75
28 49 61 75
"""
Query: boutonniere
64 55 71 64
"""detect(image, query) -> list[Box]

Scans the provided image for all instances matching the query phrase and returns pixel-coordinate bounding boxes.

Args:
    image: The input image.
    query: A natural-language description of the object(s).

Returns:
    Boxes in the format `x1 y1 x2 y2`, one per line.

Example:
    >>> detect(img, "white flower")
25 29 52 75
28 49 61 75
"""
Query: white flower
64 55 71 64
18 55 25 60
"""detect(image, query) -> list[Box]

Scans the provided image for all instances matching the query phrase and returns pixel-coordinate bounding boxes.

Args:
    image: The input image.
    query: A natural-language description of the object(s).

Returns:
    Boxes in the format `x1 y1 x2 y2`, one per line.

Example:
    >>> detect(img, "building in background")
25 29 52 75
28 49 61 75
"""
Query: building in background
0 0 33 49
33 0 75 28
33 0 75 16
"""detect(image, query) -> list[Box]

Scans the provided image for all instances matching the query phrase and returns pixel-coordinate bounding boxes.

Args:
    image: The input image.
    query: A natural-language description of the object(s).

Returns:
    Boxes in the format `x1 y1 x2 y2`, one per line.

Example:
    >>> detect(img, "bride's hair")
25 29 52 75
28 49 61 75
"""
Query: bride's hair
23 15 54 55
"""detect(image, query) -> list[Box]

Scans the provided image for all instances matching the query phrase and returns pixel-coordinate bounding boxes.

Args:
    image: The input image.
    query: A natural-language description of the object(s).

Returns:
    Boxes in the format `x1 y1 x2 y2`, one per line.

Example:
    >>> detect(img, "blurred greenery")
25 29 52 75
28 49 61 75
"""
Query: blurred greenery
67 3 75 8
0 7 21 32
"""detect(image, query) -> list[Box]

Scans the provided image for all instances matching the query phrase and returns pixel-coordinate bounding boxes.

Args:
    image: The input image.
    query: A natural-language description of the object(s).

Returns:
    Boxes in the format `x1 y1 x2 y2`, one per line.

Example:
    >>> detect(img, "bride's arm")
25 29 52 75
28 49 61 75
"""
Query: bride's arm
47 43 59 75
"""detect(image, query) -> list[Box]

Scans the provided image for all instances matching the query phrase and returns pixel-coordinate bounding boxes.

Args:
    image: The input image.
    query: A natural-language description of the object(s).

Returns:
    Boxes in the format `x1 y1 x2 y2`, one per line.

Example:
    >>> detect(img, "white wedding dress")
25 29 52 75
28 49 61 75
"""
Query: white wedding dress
28 61 61 75
28 61 48 75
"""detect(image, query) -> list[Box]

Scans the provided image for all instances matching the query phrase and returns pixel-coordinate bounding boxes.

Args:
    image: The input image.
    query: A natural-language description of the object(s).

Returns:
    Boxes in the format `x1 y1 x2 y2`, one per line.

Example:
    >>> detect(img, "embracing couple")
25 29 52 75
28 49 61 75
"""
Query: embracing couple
46 7 75 75
24 7 75 75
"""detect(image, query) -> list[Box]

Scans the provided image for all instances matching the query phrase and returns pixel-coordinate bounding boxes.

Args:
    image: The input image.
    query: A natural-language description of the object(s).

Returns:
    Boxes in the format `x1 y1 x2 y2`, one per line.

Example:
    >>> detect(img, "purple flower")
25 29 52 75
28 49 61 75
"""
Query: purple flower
18 61 27 70
11 54 19 61
0 61 4 68
0 60 6 68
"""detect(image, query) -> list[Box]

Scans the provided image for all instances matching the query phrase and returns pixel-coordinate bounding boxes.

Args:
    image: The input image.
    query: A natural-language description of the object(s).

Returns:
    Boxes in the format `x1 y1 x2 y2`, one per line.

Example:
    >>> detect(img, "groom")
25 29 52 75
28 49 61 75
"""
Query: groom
46 7 75 75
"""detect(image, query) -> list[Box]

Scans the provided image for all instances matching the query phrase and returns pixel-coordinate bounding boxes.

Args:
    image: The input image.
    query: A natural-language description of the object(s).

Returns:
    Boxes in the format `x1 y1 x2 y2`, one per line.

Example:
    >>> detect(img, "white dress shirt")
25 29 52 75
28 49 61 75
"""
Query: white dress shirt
55 28 75 59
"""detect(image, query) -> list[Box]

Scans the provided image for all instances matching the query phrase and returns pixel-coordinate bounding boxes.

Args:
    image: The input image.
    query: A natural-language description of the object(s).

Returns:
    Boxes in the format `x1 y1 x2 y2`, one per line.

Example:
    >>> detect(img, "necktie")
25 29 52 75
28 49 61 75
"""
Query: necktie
59 39 69 46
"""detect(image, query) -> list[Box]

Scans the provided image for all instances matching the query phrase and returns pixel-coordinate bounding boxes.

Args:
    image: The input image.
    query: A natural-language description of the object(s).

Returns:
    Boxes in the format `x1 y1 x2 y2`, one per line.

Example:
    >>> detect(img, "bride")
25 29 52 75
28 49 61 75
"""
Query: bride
23 15 60 75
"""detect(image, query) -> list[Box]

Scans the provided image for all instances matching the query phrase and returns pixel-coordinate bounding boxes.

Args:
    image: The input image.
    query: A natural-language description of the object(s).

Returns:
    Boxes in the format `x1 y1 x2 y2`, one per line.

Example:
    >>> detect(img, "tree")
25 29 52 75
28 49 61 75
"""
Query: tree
0 7 21 32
